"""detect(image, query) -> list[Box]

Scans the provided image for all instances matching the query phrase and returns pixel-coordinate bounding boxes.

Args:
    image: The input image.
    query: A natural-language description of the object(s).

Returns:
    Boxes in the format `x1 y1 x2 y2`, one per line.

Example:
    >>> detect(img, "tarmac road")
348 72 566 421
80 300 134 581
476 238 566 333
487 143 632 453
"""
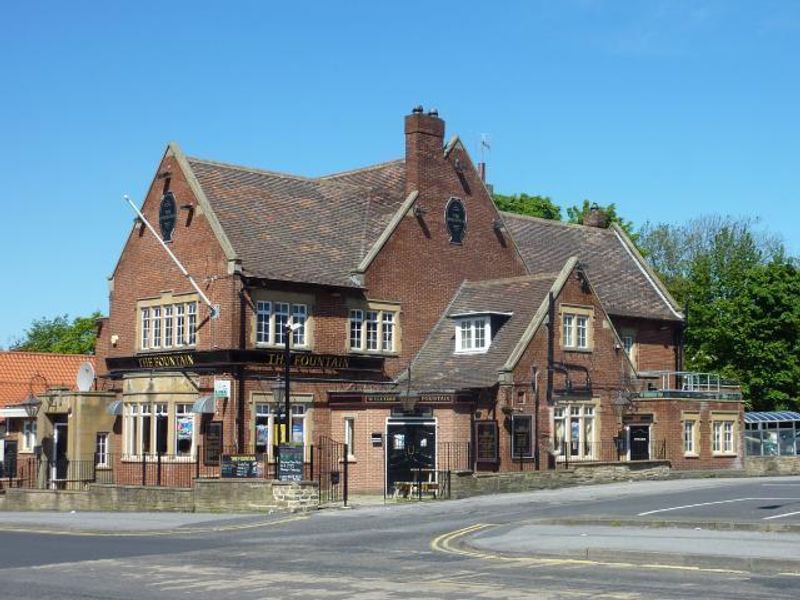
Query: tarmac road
0 476 799 599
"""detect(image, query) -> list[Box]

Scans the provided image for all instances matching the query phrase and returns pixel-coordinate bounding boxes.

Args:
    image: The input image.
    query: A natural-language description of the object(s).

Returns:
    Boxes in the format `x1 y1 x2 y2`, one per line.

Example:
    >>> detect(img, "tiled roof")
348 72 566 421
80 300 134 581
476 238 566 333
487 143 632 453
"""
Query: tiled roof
188 157 406 288
504 214 682 321
403 273 559 391
0 352 95 406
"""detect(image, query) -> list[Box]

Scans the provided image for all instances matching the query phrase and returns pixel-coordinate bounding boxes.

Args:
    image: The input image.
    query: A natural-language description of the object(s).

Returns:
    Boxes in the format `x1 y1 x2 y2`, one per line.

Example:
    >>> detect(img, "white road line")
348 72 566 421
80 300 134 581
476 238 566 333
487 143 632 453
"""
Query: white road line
637 497 800 517
763 510 800 521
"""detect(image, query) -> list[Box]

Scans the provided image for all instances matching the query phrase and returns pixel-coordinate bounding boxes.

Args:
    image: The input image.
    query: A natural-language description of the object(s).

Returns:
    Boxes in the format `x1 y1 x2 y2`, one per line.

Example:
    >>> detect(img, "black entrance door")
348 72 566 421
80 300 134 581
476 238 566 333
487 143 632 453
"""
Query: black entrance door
3 441 18 479
629 425 650 460
54 423 69 480
386 421 436 494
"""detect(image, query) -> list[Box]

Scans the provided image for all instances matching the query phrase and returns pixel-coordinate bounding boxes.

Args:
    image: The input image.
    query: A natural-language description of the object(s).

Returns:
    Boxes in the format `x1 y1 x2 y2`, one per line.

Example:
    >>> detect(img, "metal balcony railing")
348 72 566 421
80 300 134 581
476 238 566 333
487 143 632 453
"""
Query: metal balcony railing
636 371 742 400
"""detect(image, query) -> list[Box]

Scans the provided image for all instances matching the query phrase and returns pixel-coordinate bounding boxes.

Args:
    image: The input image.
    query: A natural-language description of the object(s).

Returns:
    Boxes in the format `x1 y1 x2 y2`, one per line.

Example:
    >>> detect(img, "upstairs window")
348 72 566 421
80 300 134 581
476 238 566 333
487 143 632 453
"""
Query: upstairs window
455 317 491 353
139 297 198 351
561 307 593 351
256 300 309 347
349 306 398 354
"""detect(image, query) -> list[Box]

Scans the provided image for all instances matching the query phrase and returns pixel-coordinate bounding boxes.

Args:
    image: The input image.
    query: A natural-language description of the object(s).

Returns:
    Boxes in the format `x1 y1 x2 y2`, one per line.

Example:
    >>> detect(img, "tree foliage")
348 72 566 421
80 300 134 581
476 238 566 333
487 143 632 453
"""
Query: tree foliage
12 312 101 354
493 193 562 220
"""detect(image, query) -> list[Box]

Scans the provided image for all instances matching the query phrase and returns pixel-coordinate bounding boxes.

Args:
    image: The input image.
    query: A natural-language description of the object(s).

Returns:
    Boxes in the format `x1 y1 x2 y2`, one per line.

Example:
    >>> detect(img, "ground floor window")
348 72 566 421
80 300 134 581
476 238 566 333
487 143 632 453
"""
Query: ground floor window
21 419 37 452
683 413 699 456
511 415 533 458
554 404 595 458
252 396 311 460
96 433 109 466
123 402 196 458
712 418 736 455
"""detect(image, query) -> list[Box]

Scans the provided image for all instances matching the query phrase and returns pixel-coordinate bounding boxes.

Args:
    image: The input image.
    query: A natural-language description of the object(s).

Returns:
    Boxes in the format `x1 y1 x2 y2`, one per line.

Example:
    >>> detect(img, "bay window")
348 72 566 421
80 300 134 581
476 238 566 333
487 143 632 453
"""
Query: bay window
123 402 196 459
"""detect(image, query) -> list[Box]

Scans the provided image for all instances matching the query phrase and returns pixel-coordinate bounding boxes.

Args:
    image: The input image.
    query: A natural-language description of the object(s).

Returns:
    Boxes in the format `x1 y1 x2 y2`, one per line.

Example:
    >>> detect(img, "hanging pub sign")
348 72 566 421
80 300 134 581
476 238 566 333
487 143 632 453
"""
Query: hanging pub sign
475 420 499 463
445 197 466 244
159 191 177 242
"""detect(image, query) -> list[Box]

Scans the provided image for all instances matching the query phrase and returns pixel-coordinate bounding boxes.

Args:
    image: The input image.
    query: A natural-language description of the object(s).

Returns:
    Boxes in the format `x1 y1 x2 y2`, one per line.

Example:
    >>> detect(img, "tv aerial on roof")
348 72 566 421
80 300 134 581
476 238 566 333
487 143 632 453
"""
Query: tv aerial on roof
76 361 96 392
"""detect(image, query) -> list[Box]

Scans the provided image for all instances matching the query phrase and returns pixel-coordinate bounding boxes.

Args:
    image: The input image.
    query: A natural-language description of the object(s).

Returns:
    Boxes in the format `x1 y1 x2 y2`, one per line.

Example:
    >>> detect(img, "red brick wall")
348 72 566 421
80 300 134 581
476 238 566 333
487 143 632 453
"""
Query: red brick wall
366 113 527 377
105 152 239 361
612 316 679 373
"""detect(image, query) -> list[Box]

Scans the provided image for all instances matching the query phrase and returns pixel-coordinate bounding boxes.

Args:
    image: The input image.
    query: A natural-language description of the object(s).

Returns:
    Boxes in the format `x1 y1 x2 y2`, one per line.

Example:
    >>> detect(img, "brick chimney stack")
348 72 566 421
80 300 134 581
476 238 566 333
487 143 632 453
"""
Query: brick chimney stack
582 203 608 228
405 106 444 194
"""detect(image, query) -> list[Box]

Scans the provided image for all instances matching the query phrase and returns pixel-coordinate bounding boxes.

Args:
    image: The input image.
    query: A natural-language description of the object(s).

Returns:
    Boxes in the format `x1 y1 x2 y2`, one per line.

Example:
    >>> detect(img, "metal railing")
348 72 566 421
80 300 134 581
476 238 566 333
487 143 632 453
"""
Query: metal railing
438 441 472 471
556 439 667 468
637 371 741 399
391 468 452 501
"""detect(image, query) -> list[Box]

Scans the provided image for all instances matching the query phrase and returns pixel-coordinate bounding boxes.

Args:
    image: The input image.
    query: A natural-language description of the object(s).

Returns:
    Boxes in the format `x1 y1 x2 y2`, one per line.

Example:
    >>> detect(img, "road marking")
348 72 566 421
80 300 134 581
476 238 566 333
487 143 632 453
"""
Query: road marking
763 510 800 521
637 497 800 516
0 515 307 537
430 524 750 575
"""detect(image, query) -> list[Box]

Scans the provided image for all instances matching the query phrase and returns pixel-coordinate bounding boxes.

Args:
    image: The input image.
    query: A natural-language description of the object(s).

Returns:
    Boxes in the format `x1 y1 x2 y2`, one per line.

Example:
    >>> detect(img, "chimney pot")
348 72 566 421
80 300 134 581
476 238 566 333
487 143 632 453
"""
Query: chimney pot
428 108 438 117
412 105 424 114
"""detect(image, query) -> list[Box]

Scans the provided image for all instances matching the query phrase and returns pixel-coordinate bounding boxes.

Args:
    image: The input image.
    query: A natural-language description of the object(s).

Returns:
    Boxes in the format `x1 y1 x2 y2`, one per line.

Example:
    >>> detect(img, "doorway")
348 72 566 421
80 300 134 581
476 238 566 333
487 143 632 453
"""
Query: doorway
386 419 436 495
629 425 650 460
3 440 18 479
54 421 69 481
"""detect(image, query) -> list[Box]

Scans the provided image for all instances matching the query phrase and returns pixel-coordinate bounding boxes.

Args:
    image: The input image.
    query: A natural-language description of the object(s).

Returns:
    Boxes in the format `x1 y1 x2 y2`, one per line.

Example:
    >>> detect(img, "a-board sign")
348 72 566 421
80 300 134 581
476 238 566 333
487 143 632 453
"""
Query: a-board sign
220 454 260 478
277 445 304 482
204 422 223 465
475 420 499 463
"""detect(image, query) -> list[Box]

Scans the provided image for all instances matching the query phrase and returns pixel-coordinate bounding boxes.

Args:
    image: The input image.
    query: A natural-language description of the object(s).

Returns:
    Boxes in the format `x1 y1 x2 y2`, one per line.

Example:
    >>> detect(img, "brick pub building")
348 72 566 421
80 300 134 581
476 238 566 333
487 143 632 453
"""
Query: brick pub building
95 108 744 494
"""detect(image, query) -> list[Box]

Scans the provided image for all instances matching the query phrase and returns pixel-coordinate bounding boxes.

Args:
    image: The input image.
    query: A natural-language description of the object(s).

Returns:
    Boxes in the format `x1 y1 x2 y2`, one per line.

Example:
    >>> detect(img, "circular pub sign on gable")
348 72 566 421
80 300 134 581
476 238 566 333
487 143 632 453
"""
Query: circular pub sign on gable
445 197 466 244
159 191 177 242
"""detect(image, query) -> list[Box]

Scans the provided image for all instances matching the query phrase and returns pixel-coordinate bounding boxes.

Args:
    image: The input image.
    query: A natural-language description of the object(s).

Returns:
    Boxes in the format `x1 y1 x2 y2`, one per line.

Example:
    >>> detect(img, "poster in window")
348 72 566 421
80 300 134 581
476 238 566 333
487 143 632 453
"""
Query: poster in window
512 415 533 458
292 422 304 445
177 417 193 441
256 424 269 446
475 420 498 463
393 433 405 450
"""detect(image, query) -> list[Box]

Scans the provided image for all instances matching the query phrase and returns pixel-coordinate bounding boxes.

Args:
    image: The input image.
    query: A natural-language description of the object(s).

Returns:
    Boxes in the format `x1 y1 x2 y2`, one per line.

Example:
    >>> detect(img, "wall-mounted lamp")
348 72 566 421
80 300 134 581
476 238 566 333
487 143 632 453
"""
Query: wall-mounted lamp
413 205 428 218
492 219 506 232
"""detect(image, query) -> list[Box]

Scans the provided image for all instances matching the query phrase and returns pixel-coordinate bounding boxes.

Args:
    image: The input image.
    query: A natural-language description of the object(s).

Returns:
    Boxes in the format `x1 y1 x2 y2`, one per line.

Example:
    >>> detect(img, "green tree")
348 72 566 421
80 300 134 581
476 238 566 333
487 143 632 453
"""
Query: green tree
493 193 562 220
12 312 101 354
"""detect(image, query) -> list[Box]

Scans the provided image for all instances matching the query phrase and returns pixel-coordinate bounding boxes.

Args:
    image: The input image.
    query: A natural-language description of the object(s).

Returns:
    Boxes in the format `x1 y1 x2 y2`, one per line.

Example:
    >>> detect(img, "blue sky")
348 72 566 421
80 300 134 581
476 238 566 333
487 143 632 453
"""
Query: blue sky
1 1 798 347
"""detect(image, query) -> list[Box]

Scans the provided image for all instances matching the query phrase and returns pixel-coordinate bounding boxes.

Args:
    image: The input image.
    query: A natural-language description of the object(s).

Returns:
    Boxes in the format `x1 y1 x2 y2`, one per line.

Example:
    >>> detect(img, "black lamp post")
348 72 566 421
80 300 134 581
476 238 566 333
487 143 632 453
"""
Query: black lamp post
271 321 296 445
21 392 42 419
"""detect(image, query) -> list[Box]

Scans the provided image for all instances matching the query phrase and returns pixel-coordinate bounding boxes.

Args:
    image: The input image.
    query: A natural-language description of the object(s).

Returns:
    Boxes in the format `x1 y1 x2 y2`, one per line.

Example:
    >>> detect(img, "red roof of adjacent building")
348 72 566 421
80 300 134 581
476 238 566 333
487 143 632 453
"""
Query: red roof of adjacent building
0 351 95 407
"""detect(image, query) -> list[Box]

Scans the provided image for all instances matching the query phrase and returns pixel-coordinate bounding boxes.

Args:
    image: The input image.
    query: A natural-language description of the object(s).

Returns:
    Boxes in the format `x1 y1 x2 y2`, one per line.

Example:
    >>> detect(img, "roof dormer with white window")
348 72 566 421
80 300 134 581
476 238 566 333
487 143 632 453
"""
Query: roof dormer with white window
452 311 512 354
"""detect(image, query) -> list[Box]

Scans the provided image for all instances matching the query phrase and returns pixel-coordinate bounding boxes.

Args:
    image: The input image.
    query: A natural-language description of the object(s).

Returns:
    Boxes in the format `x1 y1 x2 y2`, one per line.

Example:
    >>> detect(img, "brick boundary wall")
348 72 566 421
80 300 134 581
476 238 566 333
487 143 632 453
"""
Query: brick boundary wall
0 480 319 513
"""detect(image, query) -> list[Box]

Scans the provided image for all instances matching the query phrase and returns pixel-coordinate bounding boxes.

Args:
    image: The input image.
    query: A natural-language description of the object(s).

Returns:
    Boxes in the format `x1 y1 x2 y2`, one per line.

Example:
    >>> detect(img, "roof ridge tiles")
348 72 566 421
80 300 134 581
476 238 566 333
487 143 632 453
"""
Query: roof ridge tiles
500 211 613 233
462 272 560 288
0 351 94 359
319 158 404 180
187 156 316 182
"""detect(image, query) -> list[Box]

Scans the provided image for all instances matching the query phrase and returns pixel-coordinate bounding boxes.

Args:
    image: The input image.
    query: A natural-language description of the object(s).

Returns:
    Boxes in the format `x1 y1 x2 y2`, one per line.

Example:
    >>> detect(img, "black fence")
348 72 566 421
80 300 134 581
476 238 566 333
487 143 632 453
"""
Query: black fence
556 439 668 468
438 441 472 471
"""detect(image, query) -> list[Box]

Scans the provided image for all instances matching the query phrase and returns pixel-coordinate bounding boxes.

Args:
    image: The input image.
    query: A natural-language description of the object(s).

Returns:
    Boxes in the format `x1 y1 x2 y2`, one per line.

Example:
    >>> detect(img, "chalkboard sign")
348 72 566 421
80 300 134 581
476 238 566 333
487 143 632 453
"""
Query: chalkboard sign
220 454 260 478
277 445 304 482
475 420 498 463
204 422 223 465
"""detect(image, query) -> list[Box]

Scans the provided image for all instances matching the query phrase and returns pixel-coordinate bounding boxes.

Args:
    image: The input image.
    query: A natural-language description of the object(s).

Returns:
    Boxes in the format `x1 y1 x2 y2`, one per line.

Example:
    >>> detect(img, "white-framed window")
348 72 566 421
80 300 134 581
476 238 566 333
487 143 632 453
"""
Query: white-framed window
152 306 162 348
344 417 356 459
455 317 491 353
252 397 311 460
683 420 697 455
164 305 173 348
256 301 309 347
123 402 193 458
139 299 198 350
554 404 595 459
21 419 37 452
713 419 736 455
175 404 195 456
561 308 592 350
96 433 109 467
349 307 398 353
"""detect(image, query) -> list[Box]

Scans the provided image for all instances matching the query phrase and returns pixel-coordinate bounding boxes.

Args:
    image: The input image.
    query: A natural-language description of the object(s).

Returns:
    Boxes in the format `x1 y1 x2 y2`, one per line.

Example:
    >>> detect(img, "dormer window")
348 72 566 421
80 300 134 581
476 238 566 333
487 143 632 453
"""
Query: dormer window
455 317 491 353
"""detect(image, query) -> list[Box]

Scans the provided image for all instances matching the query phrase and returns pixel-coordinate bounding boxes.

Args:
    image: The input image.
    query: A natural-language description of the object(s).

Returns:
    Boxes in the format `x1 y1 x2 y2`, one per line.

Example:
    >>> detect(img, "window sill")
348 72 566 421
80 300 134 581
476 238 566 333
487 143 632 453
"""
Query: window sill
340 457 357 464
562 347 592 354
454 349 490 355
121 455 197 463
683 453 699 458
348 350 398 357
135 347 196 354
255 344 311 351
712 452 737 457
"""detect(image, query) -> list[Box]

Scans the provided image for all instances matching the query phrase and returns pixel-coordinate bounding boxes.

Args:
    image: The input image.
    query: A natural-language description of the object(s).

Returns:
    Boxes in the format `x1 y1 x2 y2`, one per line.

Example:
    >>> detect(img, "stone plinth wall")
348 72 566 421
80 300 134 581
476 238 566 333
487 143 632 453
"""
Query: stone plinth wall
745 456 800 476
450 461 671 500
0 479 319 513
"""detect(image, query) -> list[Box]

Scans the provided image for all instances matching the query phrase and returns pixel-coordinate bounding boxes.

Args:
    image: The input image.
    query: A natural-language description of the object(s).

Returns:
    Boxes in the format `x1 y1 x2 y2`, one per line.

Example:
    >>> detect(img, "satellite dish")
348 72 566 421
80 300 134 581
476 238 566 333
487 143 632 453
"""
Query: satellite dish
76 362 96 392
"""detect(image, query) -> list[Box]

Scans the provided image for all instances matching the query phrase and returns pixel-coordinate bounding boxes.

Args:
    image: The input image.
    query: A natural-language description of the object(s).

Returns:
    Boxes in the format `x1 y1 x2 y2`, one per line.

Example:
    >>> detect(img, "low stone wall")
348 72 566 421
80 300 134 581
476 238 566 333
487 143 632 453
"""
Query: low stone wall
0 479 319 513
451 461 671 500
745 456 800 476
